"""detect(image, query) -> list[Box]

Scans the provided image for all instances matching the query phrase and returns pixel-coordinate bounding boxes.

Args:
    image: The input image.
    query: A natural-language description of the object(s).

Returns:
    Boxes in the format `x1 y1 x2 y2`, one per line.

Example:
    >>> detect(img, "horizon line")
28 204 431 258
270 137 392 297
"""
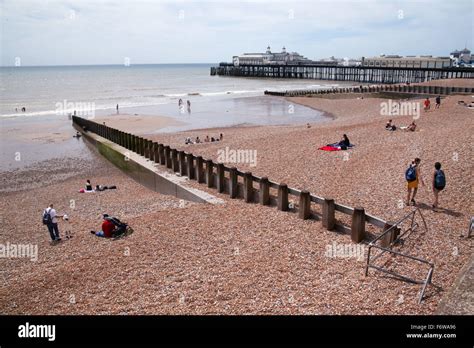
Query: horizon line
0 62 219 68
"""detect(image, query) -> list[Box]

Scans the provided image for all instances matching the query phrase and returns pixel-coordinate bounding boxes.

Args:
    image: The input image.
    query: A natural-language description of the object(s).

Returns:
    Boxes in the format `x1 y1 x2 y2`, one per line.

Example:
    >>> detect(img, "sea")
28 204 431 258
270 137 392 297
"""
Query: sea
0 64 354 170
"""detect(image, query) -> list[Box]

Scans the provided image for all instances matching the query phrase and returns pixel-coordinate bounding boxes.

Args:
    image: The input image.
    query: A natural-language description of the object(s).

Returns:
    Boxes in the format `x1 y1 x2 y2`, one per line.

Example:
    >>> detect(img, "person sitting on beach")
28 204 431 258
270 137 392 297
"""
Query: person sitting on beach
337 134 351 148
407 121 417 132
211 137 215 142
423 98 430 111
195 136 201 144
204 135 210 142
90 214 116 238
219 133 223 141
185 137 193 145
385 120 396 131
85 179 93 192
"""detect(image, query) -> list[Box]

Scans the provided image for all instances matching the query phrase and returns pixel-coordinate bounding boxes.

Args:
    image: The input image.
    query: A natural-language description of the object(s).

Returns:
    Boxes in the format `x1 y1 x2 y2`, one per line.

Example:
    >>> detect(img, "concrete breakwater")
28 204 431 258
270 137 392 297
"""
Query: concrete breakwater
264 84 474 97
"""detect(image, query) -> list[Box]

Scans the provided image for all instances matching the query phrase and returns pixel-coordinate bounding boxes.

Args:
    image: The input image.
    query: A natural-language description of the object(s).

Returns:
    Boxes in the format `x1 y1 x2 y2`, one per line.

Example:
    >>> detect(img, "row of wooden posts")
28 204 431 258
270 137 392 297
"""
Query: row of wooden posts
264 84 474 97
73 116 388 244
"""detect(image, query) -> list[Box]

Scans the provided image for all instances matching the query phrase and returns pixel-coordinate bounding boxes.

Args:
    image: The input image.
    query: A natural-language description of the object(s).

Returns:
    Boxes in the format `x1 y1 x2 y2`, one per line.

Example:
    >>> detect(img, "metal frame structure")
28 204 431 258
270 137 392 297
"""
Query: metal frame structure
365 208 434 304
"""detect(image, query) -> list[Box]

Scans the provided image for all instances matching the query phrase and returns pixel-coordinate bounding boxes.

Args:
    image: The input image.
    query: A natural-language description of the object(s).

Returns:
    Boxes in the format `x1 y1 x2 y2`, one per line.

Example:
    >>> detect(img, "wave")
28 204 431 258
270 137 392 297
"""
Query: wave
0 101 170 118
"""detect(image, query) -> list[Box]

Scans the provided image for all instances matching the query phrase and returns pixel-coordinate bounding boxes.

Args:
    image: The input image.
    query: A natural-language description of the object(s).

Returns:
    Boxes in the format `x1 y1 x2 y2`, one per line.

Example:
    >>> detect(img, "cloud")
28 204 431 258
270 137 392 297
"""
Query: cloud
1 0 472 66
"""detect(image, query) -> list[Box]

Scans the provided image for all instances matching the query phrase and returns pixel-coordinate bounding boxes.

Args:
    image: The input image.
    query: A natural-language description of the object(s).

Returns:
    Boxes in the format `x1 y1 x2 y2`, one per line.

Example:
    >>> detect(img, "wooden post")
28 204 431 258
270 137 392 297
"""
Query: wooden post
171 149 179 172
186 153 195 179
159 144 165 165
299 190 311 219
153 143 159 163
380 221 398 248
178 151 187 176
229 167 238 198
148 140 154 160
140 138 146 156
322 198 335 230
196 156 204 183
144 140 150 159
164 146 171 168
206 160 214 188
216 163 225 193
244 172 253 203
351 207 366 243
259 177 270 205
277 183 289 211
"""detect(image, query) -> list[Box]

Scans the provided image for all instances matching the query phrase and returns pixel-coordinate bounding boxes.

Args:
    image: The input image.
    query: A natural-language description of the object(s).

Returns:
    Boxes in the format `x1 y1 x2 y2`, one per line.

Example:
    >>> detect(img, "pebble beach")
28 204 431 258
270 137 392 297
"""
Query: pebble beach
1 79 472 315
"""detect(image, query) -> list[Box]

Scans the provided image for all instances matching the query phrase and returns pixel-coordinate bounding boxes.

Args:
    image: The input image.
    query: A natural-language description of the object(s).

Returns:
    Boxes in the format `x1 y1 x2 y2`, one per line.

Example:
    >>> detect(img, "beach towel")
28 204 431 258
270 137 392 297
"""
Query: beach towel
318 144 355 151
319 145 341 151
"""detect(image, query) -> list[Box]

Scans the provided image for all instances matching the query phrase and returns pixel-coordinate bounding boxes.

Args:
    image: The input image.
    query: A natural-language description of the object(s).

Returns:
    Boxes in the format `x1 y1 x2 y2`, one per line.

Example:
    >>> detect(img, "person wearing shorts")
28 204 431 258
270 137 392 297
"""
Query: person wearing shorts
406 158 424 206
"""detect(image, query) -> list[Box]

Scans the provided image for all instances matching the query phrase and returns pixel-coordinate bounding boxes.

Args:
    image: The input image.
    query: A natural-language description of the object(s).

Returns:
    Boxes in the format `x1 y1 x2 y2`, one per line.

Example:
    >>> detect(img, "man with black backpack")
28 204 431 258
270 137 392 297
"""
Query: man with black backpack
42 204 63 242
432 162 446 210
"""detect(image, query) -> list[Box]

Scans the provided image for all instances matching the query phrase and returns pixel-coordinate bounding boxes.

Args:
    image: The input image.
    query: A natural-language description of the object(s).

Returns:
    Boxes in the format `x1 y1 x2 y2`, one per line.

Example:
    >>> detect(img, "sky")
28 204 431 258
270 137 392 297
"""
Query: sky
0 0 473 66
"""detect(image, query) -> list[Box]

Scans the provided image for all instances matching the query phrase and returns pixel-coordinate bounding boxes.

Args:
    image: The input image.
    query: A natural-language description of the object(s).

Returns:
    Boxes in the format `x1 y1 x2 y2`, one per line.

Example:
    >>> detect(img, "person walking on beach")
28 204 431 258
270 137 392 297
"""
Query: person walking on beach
42 204 63 241
178 99 183 106
435 96 441 109
432 162 446 210
423 98 430 111
187 100 191 113
116 104 119 114
405 158 424 206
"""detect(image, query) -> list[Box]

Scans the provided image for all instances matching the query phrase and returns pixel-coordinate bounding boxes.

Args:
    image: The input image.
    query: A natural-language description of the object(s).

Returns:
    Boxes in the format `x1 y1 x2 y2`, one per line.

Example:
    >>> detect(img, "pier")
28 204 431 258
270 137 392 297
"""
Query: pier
210 63 474 84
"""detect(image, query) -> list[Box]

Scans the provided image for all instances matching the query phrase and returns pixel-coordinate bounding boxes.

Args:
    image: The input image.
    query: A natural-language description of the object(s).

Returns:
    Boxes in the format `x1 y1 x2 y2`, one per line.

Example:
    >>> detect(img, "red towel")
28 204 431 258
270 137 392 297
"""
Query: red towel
318 145 341 151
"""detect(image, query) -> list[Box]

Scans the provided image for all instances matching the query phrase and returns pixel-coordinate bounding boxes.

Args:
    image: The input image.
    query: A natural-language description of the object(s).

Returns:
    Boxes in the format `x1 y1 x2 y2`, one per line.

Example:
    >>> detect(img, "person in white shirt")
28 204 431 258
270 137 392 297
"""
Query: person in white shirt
44 204 63 241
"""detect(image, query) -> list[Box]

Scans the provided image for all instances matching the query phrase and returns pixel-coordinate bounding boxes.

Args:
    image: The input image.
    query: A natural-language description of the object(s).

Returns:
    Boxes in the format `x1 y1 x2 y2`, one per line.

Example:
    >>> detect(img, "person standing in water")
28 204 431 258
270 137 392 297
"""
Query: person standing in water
187 100 191 113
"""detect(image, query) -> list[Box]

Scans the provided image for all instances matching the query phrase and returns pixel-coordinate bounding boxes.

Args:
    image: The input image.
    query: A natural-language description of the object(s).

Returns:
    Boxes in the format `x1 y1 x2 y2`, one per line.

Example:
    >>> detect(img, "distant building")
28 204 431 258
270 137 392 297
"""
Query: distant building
362 55 452 69
232 46 335 66
450 48 472 66
320 56 362 66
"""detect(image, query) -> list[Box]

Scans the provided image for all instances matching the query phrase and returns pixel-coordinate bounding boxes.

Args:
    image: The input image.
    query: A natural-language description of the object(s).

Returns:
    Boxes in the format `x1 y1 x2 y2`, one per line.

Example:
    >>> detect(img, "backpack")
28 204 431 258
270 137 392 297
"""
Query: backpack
42 208 52 225
405 165 417 182
434 169 446 190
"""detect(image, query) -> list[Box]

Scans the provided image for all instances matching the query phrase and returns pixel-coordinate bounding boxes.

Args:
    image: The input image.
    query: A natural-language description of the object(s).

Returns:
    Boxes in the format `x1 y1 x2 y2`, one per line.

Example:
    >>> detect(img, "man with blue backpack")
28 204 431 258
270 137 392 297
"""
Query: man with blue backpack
405 158 425 206
432 162 446 210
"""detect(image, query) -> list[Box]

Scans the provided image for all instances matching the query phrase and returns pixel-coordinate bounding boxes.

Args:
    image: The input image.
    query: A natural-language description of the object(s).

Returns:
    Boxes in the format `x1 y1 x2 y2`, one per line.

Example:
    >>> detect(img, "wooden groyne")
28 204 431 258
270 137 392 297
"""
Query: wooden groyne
211 63 474 83
264 84 474 97
72 116 387 244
